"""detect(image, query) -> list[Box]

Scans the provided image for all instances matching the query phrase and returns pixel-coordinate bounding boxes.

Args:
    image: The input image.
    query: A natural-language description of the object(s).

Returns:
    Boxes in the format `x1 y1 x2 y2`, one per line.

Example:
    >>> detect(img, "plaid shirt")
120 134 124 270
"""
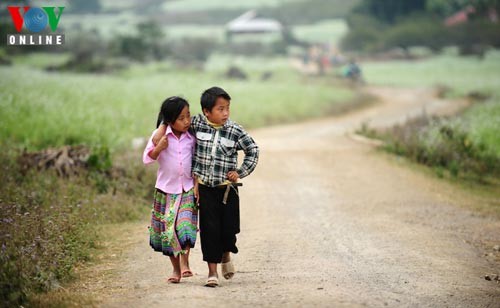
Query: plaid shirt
191 114 259 187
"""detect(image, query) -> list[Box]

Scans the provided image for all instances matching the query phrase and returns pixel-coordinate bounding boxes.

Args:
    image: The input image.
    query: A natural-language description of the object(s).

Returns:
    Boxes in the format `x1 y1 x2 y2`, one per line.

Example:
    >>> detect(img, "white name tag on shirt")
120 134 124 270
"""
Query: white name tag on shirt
196 132 212 141
220 137 235 148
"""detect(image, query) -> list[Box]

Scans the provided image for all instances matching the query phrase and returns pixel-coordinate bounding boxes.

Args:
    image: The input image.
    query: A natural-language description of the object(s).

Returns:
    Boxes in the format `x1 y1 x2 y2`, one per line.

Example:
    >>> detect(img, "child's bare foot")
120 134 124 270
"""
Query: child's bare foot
180 262 193 277
180 249 193 277
181 269 193 277
167 270 181 283
168 256 182 283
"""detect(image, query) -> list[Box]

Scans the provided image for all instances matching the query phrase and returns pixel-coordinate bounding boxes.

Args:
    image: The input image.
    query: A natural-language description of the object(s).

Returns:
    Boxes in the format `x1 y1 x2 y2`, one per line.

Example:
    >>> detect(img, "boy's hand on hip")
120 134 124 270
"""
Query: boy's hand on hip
153 124 167 145
227 171 239 182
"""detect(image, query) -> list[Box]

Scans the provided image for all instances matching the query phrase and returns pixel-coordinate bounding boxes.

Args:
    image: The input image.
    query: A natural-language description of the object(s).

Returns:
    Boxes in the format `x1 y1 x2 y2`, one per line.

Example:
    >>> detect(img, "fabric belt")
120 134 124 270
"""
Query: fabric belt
201 183 242 204
222 183 242 205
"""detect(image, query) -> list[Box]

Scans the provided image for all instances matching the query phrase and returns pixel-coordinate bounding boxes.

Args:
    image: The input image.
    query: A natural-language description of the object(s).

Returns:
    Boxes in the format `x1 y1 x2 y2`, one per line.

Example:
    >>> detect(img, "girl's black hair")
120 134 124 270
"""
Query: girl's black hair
156 96 189 128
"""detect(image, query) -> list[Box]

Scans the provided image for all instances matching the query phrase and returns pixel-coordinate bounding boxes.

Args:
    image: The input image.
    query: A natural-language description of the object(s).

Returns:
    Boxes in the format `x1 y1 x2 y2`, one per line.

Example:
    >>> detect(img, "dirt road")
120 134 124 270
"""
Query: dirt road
81 87 500 307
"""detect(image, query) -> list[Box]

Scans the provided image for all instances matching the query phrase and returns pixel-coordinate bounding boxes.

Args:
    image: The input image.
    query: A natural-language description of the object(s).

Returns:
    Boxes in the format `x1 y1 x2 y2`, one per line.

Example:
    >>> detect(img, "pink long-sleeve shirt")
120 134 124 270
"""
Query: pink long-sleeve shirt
143 126 195 194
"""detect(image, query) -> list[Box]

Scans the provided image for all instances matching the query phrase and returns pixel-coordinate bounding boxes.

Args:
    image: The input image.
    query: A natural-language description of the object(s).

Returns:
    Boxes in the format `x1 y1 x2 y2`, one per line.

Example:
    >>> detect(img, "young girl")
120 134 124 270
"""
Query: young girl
143 96 197 283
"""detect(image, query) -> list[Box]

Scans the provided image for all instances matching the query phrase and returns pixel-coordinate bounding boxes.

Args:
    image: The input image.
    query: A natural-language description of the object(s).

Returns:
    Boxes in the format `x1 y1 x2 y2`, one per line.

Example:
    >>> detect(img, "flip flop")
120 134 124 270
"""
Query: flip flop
221 260 235 280
205 276 219 287
167 276 181 284
181 270 193 278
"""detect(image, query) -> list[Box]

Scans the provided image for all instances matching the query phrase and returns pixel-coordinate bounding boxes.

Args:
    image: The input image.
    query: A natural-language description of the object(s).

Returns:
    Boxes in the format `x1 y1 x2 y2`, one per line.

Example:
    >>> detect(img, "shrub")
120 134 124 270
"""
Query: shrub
0 147 151 306
383 16 449 51
111 22 169 62
378 115 500 180
450 20 500 56
0 152 97 306
170 37 216 65
341 14 387 52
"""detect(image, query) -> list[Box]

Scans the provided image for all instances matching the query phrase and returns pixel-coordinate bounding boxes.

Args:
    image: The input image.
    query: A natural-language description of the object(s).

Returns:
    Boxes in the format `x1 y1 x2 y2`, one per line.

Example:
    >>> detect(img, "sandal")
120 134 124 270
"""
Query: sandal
181 270 193 278
205 276 219 287
167 276 181 284
221 260 235 280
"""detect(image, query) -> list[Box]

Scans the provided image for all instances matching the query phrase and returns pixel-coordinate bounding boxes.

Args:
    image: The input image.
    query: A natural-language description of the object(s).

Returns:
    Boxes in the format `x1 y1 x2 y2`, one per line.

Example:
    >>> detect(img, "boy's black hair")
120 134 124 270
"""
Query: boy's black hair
200 86 231 112
156 96 189 128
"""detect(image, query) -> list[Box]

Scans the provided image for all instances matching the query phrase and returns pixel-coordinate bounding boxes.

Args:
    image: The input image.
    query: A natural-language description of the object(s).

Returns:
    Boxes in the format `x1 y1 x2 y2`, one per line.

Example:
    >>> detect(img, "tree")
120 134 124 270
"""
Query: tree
427 0 500 16
353 0 427 23
427 0 468 16
343 0 500 54
467 0 500 14
112 21 168 62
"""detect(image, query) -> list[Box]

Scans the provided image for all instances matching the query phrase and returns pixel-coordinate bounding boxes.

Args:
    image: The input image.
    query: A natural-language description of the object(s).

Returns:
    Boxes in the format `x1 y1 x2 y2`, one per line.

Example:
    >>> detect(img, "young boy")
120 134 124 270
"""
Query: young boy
153 86 259 287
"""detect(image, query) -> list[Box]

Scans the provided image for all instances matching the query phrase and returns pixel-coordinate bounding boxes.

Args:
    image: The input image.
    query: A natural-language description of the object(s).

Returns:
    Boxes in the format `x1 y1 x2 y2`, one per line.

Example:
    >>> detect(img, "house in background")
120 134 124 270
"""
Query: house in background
225 10 283 40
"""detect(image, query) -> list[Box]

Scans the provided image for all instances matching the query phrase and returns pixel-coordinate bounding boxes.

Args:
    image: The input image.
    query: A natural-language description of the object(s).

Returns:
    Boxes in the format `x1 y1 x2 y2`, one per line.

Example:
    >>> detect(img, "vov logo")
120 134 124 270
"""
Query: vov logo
7 6 65 46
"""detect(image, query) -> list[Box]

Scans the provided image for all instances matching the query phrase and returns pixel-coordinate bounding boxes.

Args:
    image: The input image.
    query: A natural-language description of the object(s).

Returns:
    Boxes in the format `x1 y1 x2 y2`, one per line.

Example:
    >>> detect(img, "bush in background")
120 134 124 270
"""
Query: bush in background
449 20 500 55
341 14 387 53
111 21 169 62
169 37 216 66
0 147 153 306
359 98 500 182
342 0 500 55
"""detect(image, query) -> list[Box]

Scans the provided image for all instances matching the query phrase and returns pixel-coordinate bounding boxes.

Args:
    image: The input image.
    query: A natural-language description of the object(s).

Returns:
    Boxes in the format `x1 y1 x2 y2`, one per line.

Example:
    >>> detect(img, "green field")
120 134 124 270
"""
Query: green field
364 51 500 97
0 55 353 151
164 24 226 41
293 19 348 46
363 51 500 175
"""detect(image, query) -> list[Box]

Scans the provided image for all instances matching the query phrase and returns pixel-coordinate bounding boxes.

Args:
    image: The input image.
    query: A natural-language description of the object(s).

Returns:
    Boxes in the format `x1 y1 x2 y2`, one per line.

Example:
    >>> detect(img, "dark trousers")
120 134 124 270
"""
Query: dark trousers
199 184 240 263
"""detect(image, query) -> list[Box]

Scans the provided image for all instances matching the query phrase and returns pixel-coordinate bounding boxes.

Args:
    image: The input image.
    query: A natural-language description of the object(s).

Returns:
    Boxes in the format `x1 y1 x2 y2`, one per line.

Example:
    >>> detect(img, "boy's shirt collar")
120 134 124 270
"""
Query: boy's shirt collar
206 118 223 129
202 115 230 129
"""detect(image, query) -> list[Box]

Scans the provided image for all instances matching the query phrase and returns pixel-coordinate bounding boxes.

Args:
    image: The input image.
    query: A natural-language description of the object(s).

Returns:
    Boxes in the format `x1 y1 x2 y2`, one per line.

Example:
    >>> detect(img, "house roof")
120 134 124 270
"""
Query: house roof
226 10 282 33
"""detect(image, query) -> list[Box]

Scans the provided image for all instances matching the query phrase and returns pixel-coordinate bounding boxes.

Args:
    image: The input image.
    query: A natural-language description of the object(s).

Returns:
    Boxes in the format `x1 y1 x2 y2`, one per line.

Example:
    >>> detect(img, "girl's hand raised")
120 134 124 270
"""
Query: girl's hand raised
147 134 168 160
157 135 169 151
153 124 167 145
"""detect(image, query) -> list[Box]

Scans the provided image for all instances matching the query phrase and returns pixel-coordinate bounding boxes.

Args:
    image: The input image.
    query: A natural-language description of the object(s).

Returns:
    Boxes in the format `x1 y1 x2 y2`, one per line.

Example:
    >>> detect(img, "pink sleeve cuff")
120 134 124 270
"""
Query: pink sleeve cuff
142 133 157 165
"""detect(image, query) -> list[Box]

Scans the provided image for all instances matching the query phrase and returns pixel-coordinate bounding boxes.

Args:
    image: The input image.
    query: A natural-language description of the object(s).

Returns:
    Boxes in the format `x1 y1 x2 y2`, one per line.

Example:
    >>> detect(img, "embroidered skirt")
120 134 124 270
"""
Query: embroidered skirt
148 188 198 257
